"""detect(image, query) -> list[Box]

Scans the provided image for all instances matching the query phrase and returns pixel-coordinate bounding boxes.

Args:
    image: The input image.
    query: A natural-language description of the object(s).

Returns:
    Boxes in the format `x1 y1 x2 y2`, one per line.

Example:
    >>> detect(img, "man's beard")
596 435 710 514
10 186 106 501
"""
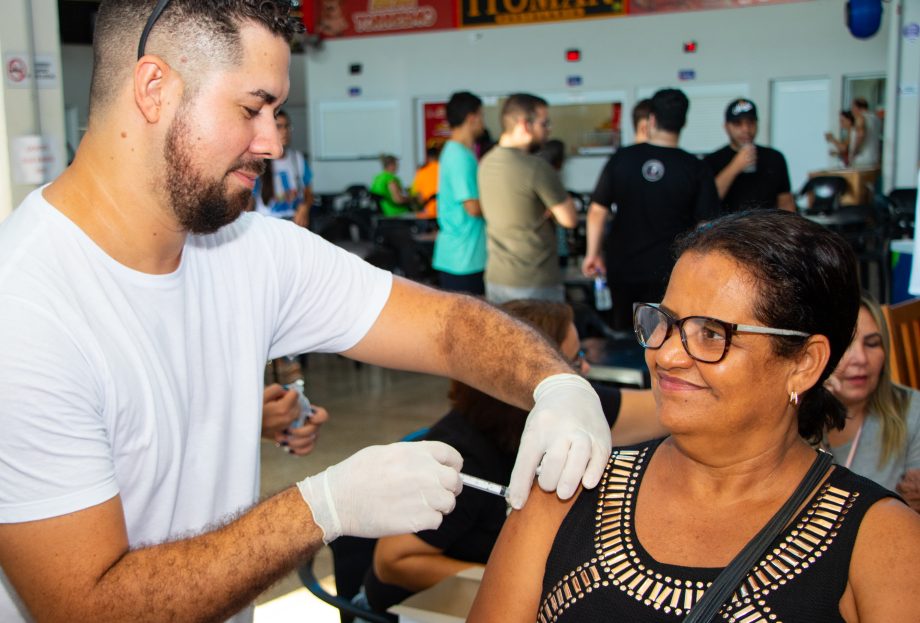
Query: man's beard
163 110 265 234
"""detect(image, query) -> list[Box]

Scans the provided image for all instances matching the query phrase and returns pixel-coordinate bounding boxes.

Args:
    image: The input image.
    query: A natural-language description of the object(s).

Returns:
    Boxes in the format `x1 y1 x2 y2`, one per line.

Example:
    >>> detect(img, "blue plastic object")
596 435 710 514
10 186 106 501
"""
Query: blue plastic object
847 0 883 39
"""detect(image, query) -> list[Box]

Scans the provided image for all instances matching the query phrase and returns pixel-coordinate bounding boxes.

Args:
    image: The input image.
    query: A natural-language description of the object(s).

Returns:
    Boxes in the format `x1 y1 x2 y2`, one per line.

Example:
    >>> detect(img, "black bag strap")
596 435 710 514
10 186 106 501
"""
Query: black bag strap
682 449 833 623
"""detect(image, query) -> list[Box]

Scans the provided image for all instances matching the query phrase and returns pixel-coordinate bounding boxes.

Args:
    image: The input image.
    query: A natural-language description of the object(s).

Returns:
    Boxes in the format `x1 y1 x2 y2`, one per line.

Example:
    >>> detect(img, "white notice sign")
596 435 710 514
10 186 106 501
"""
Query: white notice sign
3 53 59 89
12 135 55 185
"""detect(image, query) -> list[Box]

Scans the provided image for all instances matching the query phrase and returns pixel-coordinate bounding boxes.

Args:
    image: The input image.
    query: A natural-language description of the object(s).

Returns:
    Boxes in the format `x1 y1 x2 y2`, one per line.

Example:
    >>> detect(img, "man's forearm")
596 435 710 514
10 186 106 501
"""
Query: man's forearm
439 295 571 410
344 280 571 410
13 488 323 623
714 168 736 200
585 204 608 258
97 488 320 622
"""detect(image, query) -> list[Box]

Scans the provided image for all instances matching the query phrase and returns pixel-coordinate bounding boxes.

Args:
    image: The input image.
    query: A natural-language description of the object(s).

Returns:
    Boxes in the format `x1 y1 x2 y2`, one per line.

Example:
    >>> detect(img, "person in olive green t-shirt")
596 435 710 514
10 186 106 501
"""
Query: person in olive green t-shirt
370 154 411 216
478 93 577 304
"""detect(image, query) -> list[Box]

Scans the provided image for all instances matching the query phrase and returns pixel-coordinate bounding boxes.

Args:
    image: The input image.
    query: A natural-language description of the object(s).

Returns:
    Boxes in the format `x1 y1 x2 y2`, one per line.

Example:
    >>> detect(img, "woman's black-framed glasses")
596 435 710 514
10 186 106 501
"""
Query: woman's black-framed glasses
138 0 172 60
632 302 810 364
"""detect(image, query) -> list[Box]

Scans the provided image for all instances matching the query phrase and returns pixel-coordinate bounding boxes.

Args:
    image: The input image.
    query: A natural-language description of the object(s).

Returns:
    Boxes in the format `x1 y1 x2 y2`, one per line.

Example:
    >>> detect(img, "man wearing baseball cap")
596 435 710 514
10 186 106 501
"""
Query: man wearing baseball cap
704 98 795 213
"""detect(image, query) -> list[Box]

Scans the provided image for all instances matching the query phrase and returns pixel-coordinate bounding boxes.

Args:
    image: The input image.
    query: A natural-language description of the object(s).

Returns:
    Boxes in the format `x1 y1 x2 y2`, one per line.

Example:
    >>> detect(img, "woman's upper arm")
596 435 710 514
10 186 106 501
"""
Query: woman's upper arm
468 485 575 623
847 498 920 622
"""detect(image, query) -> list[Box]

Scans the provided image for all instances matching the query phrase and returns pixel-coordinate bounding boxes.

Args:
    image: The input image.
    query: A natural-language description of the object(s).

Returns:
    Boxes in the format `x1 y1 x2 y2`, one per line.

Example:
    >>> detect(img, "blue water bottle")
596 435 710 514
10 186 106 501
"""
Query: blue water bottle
594 273 612 311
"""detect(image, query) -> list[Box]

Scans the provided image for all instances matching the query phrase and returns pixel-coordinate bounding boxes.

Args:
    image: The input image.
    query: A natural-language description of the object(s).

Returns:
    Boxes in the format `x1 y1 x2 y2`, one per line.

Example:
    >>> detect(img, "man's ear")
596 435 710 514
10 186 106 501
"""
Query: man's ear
133 56 173 124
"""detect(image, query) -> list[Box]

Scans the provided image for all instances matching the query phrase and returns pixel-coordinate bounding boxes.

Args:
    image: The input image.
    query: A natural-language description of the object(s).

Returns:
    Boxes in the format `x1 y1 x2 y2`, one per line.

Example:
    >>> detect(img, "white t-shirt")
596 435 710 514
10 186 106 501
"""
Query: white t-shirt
852 111 881 168
0 189 392 621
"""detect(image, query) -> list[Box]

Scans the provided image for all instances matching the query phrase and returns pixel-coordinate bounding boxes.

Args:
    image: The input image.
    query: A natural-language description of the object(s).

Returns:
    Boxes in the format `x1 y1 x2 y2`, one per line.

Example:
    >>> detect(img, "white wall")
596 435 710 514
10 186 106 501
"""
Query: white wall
305 0 891 193
884 0 920 190
0 0 67 220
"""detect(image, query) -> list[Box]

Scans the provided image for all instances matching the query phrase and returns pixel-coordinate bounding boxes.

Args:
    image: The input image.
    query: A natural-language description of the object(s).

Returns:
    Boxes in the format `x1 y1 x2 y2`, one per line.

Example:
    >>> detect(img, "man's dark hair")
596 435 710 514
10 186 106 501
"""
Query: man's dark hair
500 93 548 133
632 98 652 132
675 210 860 444
852 96 870 110
90 0 302 118
446 91 482 129
536 139 565 171
650 88 689 134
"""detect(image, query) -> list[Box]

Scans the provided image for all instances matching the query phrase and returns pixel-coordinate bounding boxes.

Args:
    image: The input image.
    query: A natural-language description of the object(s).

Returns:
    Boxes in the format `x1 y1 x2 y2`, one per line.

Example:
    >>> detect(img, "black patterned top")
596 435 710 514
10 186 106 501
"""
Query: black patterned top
539 439 896 623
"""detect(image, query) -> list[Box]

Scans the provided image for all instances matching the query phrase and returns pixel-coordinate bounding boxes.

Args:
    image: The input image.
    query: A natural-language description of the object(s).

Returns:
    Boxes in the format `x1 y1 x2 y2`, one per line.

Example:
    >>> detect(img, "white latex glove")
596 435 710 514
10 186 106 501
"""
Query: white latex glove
297 440 463 543
507 373 610 510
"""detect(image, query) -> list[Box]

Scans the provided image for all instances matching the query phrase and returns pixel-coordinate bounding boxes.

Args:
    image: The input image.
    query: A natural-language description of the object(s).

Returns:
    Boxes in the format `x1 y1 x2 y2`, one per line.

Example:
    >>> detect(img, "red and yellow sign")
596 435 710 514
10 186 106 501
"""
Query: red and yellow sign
312 0 456 38
423 102 451 151
459 0 625 28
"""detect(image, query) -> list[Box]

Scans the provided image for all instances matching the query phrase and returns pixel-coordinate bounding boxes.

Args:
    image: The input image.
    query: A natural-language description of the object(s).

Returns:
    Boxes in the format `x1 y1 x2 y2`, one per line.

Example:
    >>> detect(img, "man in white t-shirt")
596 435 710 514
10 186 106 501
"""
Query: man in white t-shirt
0 2 610 622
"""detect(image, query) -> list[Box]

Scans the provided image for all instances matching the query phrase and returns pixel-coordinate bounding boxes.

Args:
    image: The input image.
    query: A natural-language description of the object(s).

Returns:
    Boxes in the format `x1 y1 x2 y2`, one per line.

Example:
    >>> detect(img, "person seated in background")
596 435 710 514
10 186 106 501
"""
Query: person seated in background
362 299 662 618
825 110 856 167
470 210 920 622
251 109 313 227
824 294 920 512
371 154 412 216
411 145 441 219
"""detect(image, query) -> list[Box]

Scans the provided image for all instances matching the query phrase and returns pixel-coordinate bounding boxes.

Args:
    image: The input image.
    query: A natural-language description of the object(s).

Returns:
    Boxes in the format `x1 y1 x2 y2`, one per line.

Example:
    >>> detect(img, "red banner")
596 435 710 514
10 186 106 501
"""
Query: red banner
628 0 802 15
312 0 456 38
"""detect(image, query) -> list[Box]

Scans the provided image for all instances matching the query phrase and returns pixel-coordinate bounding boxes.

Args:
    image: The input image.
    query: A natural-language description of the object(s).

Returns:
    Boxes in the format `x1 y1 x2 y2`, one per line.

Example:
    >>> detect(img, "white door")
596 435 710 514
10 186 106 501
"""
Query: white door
770 78 831 195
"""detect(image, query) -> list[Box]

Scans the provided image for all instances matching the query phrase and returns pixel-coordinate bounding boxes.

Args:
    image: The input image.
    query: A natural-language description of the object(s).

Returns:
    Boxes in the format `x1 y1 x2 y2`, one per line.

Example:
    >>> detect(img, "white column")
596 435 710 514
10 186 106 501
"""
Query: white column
0 0 67 222
884 0 920 192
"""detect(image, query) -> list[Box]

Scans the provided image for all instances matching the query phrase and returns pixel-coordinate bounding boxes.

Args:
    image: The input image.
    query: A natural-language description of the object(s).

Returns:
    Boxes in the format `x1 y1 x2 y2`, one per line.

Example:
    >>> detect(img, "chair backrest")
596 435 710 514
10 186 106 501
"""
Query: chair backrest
799 176 850 215
882 298 920 389
297 541 390 623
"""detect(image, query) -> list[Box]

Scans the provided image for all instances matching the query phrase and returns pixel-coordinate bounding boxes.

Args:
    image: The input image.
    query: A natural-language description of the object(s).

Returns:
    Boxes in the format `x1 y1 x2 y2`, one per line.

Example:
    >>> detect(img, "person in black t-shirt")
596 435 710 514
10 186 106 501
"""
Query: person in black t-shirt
583 88 720 331
704 98 795 214
361 299 662 617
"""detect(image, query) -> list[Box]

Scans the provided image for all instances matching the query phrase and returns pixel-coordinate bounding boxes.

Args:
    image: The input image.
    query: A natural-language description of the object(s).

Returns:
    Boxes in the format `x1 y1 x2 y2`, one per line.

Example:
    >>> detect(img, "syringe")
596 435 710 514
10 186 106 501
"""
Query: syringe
460 473 508 498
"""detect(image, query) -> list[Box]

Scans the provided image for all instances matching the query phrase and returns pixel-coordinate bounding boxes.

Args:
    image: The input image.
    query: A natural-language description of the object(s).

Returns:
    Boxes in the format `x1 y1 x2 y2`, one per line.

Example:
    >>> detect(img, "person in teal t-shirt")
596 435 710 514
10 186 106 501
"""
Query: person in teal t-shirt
432 92 488 295
370 154 411 216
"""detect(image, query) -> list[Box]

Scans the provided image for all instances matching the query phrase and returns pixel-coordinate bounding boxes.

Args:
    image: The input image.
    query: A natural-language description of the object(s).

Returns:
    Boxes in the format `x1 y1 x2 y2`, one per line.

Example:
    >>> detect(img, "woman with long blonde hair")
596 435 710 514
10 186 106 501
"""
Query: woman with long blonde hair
825 293 920 511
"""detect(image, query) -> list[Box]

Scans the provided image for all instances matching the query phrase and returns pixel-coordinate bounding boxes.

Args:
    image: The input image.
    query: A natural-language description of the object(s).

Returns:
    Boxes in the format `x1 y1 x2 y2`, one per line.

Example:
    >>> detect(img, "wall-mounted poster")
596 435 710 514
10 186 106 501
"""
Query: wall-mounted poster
422 102 451 152
312 0 456 38
459 0 626 28
628 0 803 15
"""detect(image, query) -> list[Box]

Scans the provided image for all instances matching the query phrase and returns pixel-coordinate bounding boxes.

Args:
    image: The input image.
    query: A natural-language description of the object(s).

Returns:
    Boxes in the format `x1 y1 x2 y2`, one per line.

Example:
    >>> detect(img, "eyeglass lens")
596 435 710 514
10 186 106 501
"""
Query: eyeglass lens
634 305 728 363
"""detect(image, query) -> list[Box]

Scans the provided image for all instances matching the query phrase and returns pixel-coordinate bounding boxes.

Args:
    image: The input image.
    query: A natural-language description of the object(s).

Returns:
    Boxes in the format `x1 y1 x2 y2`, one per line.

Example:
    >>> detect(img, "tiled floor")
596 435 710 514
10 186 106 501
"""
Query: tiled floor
254 353 452 617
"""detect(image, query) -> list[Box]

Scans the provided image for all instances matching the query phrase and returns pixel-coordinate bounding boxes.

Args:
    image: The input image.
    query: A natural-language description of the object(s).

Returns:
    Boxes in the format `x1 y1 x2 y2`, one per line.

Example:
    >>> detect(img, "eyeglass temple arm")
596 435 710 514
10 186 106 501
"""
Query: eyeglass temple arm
137 0 172 60
734 324 809 338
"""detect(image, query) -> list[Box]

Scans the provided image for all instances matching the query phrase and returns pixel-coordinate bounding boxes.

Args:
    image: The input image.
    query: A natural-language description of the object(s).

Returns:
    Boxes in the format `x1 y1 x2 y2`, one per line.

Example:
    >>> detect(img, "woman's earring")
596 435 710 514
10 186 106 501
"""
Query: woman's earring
789 390 799 406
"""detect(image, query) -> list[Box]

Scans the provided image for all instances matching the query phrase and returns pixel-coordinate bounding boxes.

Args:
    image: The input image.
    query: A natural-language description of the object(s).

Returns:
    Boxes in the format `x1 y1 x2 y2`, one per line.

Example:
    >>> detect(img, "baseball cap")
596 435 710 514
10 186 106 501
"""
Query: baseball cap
725 99 758 123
